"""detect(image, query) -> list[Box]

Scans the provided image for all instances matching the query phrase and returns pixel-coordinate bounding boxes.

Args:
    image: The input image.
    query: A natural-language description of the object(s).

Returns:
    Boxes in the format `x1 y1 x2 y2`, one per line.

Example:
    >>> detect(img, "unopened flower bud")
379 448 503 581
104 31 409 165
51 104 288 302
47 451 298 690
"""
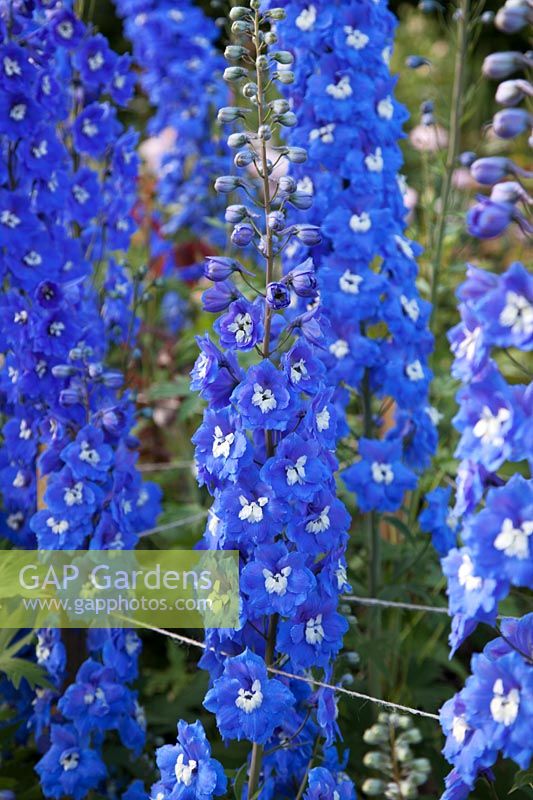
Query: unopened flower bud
227 132 249 149
495 0 533 33
268 8 286 19
102 371 124 388
234 149 254 168
224 45 247 61
59 388 84 406
471 156 512 185
276 70 294 84
406 55 431 68
229 6 250 20
51 364 77 378
256 55 269 72
264 32 277 45
492 107 532 138
278 111 297 127
482 51 531 79
204 256 250 281
286 146 307 163
467 197 515 238
215 175 240 193
218 106 246 123
288 191 313 210
491 181 531 204
243 82 258 98
481 10 495 23
294 224 321 246
272 50 294 65
231 20 253 34
495 79 533 106
223 66 248 83
363 724 389 744
362 779 386 796
88 362 103 378
285 258 318 297
225 204 248 223
363 751 392 770
231 223 254 247
459 151 477 167
258 124 272 140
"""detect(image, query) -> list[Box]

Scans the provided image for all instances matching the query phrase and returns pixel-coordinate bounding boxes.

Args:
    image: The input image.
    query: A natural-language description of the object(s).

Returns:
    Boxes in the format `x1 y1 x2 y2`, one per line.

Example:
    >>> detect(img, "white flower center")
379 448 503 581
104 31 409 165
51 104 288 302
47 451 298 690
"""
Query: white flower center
24 250 42 266
58 21 74 38
472 406 511 448
452 715 470 744
14 310 27 323
326 75 352 100
490 679 520 726
236 679 263 713
238 495 268 523
60 751 80 772
499 291 533 337
339 270 363 294
82 118 98 138
457 553 482 592
377 95 393 119
316 407 330 431
73 185 89 204
7 512 23 530
79 441 101 466
401 295 420 322
365 147 383 172
395 235 414 259
88 51 104 71
306 506 331 534
46 516 69 535
349 212 371 233
456 326 482 362
290 358 308 383
406 360 424 381
212 425 235 459
286 455 307 486
263 566 292 596
252 383 277 413
175 754 197 786
19 419 31 440
296 5 317 31
344 26 369 49
1 210 20 228
329 339 349 359
10 103 26 121
13 470 25 488
297 176 314 194
309 123 335 144
305 614 324 645
49 321 65 337
493 518 533 560
371 462 394 485
65 482 83 506
228 312 253 345
3 56 21 77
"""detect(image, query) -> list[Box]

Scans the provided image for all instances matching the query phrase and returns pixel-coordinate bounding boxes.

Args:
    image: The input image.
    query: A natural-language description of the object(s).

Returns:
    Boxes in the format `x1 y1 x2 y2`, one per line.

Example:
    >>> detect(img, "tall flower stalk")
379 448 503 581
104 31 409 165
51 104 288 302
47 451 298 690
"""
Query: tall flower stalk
150 2 356 798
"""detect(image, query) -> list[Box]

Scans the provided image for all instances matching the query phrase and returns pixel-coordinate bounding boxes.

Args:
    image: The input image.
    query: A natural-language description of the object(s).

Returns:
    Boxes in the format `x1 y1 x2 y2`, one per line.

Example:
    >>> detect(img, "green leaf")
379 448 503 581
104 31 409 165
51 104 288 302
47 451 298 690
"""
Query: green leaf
382 515 416 542
145 376 191 400
509 768 533 794
233 761 249 800
0 656 52 690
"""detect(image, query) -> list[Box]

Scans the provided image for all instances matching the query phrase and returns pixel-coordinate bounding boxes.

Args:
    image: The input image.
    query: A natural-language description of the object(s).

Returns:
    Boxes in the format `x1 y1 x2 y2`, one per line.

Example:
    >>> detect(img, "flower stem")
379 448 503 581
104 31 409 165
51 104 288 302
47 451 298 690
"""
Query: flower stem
247 8 278 796
429 0 469 331
362 370 381 698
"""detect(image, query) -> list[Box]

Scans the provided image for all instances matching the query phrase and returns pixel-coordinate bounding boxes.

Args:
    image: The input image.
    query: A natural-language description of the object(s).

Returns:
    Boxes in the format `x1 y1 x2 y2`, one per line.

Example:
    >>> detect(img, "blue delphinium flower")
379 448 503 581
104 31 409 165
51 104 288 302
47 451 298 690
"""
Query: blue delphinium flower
343 438 417 513
203 649 295 745
35 724 107 800
154 720 227 800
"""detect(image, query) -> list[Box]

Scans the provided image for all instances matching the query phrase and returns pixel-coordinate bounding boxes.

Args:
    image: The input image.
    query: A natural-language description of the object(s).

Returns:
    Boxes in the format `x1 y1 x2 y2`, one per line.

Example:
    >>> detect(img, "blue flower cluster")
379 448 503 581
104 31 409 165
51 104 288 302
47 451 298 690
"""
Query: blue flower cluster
114 0 229 273
262 0 437 511
0 2 160 797
150 4 356 798
435 8 532 795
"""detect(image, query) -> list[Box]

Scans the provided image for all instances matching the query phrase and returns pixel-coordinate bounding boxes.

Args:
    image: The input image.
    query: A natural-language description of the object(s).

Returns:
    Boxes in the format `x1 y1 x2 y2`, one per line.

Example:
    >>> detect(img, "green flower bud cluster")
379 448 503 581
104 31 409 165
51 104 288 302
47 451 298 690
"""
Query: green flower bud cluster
362 713 431 800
